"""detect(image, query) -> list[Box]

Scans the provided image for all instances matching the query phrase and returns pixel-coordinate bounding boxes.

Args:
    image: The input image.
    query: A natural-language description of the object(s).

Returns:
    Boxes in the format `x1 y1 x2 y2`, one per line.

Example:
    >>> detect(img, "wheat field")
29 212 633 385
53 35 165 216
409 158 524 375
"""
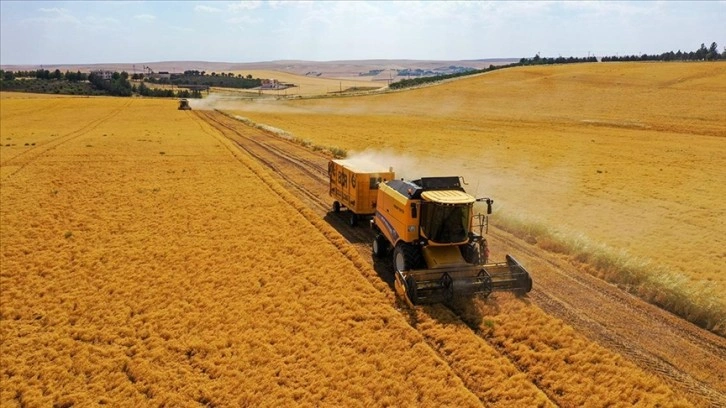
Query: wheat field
227 70 383 96
0 93 692 406
1 96 482 406
224 62 726 331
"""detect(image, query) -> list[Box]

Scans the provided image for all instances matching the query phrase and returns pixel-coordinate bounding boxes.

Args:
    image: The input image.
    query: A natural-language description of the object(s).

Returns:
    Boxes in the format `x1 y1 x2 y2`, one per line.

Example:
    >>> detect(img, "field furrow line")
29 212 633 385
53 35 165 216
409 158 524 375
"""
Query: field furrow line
1 100 133 178
0 98 64 121
197 110 376 249
495 227 726 357
487 228 726 407
198 109 712 406
197 110 560 405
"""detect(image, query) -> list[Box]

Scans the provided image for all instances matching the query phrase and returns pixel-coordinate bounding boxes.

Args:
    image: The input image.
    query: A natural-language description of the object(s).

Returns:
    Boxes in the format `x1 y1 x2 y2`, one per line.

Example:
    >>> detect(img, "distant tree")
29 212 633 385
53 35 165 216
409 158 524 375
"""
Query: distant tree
3 70 14 81
695 43 708 60
138 82 149 96
707 42 719 60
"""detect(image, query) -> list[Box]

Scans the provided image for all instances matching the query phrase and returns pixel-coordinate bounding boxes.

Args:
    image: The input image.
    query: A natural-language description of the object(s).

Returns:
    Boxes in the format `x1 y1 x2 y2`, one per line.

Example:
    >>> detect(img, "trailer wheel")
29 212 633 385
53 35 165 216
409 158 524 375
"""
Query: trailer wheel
332 201 341 213
373 234 390 258
349 212 358 227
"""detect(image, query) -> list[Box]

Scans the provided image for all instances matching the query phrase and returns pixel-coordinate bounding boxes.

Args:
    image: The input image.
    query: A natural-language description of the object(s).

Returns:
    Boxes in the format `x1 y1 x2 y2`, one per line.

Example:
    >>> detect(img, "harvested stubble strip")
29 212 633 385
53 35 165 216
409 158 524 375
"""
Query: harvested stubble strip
453 297 692 407
1 98 481 407
209 113 563 407
199 108 694 408
416 305 555 407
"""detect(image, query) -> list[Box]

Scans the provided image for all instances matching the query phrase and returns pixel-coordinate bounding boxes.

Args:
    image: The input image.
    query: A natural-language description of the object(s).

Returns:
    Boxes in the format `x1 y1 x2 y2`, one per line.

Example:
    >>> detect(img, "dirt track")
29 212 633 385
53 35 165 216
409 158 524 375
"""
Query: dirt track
198 110 726 407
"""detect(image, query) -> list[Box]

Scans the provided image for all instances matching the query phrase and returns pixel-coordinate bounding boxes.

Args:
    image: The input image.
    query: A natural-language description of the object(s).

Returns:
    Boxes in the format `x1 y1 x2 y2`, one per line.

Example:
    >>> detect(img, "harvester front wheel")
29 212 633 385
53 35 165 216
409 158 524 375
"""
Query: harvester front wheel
373 234 390 258
393 243 423 273
332 201 341 213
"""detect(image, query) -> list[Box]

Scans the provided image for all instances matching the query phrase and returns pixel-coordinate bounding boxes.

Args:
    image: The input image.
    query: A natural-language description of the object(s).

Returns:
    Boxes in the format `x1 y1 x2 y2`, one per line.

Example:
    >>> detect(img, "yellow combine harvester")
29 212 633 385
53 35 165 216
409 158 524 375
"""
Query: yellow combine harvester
178 99 191 110
371 176 532 305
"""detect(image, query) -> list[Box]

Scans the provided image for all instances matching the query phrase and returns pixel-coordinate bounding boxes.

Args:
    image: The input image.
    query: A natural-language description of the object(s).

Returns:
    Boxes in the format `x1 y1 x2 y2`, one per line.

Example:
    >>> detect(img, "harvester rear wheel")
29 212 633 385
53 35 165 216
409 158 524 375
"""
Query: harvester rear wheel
332 201 341 213
373 234 390 258
349 212 358 227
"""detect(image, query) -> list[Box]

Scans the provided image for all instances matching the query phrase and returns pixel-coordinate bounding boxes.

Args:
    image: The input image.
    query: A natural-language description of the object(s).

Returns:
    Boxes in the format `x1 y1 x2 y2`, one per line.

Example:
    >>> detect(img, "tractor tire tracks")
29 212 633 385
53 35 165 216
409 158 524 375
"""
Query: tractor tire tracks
197 110 557 406
197 109 725 407
1 100 133 179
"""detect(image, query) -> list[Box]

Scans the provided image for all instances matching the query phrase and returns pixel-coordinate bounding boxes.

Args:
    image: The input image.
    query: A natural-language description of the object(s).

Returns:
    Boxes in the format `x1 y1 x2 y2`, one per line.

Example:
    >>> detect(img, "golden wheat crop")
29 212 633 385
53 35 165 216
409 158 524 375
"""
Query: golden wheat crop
224 62 726 331
0 94 483 406
225 70 383 96
451 296 690 407
0 92 693 407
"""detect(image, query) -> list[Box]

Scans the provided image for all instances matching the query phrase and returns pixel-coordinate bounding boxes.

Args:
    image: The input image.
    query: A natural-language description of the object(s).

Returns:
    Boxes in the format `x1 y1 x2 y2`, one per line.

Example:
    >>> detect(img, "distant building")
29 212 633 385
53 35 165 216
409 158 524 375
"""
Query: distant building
91 70 113 80
147 71 172 81
260 78 281 89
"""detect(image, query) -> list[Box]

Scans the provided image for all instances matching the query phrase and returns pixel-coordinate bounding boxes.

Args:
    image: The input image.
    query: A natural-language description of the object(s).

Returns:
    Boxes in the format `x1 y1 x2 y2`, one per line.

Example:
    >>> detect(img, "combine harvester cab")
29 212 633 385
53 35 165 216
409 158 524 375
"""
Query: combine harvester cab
371 176 532 306
328 159 395 226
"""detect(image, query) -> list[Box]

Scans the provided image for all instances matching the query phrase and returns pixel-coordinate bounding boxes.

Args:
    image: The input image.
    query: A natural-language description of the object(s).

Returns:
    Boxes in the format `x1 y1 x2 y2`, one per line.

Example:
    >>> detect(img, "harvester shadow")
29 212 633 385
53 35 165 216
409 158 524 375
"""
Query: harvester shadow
321 212 396 291
322 212 371 245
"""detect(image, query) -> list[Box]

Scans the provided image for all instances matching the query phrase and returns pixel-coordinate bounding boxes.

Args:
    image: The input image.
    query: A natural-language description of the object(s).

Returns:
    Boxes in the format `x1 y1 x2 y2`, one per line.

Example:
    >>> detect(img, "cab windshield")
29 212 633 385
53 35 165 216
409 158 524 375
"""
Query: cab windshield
420 202 471 243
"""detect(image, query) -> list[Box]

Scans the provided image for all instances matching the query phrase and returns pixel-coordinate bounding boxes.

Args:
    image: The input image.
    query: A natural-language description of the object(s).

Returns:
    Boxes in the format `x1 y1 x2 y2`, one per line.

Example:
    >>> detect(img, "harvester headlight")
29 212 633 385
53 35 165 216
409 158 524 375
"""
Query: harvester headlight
407 226 416 232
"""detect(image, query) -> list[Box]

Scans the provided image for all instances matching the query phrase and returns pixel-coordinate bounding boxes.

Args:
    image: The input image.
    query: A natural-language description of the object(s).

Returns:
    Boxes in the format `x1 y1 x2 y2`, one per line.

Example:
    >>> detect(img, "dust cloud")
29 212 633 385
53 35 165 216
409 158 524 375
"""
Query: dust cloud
188 94 240 110
344 148 495 197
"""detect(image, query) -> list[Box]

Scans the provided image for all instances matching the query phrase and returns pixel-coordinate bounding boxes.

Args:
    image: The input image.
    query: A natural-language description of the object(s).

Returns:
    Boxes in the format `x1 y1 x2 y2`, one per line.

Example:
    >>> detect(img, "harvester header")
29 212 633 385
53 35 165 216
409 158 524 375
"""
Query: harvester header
371 175 532 305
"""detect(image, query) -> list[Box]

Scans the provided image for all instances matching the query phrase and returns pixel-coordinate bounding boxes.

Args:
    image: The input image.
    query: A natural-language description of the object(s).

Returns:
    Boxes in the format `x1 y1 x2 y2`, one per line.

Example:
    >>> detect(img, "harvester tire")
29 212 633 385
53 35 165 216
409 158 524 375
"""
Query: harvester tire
461 243 483 265
373 234 390 258
393 243 423 273
332 201 341 213
349 212 358 227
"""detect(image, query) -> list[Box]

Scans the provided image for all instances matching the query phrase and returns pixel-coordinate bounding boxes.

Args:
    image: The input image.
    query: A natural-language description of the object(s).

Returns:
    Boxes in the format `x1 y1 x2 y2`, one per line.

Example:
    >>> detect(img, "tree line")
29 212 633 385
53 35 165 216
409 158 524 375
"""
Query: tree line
136 82 202 98
88 71 133 96
2 69 89 82
0 69 202 98
390 41 725 90
145 71 262 89
602 42 724 62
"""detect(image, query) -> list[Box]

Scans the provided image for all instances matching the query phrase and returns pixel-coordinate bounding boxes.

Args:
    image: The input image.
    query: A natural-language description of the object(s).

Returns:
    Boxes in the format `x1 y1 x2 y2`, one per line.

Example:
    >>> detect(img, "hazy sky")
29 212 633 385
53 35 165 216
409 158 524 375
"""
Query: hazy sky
1 1 724 65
